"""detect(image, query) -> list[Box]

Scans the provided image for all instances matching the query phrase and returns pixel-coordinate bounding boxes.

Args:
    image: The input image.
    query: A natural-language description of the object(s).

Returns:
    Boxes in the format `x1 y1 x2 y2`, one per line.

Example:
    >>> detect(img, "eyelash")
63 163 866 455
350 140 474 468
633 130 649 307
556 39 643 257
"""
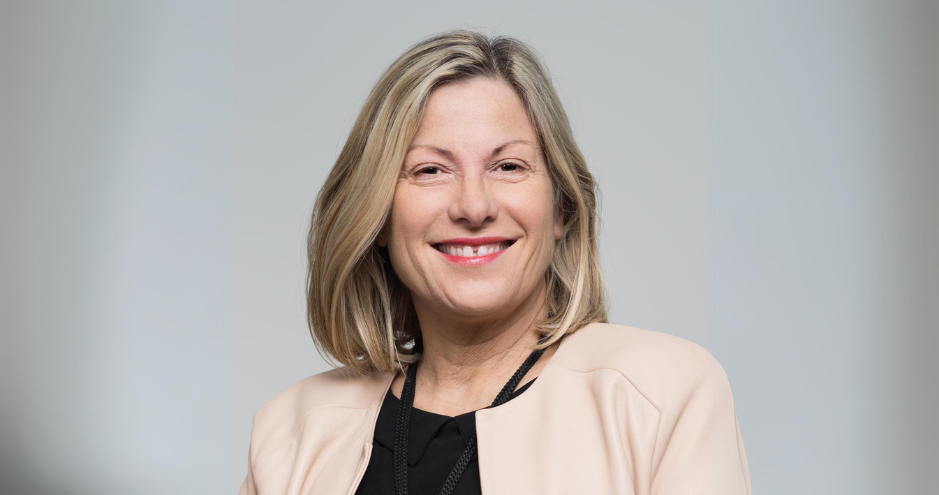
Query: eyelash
412 162 525 176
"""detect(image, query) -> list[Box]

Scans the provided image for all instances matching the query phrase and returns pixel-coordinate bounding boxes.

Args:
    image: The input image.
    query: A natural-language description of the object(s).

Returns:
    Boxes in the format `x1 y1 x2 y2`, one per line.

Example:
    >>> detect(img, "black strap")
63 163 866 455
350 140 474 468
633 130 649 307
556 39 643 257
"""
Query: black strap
393 347 545 495
393 358 419 495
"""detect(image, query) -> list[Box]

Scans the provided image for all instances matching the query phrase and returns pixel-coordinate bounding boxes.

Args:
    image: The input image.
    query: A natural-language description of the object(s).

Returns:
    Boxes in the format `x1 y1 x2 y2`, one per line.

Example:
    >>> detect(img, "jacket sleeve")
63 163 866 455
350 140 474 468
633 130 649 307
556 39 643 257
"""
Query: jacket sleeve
238 463 256 495
649 352 752 495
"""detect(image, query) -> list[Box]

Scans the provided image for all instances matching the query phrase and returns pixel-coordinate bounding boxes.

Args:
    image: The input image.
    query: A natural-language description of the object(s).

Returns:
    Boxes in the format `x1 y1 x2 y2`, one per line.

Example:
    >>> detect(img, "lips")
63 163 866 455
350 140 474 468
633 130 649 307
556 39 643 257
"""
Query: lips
433 241 513 257
431 237 516 263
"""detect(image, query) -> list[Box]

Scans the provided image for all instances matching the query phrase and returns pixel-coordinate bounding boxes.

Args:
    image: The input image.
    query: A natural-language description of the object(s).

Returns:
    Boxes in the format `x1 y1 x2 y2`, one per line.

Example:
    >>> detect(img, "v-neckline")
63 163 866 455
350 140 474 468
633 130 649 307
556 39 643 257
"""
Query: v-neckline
371 378 537 467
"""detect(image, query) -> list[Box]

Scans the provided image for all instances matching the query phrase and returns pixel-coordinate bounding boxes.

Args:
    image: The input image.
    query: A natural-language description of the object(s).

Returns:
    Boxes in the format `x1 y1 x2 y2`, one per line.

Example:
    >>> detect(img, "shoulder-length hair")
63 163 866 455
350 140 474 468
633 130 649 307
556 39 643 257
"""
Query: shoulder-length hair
307 30 607 374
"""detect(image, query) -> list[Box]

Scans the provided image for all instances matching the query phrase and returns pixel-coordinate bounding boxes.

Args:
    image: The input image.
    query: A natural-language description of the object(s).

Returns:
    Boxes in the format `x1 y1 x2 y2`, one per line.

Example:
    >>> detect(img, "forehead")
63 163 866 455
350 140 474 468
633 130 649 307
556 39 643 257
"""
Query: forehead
413 78 538 146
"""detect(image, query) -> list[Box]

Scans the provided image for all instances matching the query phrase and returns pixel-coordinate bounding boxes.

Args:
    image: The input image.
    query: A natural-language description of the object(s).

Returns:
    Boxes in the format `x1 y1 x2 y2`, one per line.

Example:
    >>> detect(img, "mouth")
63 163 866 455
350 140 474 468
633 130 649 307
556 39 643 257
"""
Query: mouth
431 238 516 259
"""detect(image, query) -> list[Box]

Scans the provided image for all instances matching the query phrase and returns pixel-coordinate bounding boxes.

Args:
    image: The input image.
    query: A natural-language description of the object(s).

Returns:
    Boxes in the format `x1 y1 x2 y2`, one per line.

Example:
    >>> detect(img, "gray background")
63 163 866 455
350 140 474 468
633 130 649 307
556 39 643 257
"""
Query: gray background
2 1 936 493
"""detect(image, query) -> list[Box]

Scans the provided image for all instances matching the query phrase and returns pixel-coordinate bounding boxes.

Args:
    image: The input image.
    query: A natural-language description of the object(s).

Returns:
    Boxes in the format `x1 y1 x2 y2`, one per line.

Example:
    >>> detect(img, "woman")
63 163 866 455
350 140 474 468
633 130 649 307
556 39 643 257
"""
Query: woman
239 30 751 495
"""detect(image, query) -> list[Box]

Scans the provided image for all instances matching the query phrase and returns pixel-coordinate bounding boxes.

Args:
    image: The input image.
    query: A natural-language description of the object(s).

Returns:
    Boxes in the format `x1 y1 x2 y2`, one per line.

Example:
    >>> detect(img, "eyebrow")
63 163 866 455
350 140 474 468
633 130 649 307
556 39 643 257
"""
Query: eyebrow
406 139 534 160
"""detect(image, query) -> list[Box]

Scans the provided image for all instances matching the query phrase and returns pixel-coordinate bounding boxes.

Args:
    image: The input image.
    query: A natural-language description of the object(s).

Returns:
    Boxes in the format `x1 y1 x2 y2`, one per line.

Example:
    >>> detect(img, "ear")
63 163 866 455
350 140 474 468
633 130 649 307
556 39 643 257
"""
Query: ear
376 223 390 247
553 205 564 241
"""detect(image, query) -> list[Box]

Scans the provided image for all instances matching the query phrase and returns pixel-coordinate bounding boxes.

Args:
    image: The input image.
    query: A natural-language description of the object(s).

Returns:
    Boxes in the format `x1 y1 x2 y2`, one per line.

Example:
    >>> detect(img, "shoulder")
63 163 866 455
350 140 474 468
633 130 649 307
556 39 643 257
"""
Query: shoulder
553 322 733 410
247 367 392 464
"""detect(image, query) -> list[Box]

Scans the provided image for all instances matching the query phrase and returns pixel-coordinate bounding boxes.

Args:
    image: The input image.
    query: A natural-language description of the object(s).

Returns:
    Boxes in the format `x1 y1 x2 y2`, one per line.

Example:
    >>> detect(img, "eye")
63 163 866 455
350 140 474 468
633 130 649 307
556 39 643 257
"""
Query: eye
498 162 523 172
415 165 440 176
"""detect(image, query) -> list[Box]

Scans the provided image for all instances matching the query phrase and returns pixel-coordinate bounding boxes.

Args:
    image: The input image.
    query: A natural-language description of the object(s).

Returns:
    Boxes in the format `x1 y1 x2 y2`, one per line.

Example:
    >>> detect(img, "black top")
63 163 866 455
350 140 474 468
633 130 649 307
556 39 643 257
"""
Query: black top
355 379 536 495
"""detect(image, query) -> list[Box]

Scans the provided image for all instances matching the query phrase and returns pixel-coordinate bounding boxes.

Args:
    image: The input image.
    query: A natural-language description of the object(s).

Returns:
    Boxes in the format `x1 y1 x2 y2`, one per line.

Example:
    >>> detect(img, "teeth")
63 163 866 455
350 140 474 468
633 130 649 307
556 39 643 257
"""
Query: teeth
437 242 511 258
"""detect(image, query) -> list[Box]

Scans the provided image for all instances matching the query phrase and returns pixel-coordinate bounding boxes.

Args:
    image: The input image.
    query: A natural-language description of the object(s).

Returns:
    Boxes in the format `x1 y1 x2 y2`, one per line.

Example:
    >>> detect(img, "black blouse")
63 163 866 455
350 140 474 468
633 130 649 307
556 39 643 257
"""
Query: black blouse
354 379 536 495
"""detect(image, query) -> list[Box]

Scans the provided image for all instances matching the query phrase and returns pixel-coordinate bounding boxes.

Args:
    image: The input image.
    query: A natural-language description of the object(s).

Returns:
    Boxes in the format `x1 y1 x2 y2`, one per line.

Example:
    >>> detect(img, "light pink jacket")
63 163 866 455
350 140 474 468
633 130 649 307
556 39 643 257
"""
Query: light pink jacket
238 323 752 494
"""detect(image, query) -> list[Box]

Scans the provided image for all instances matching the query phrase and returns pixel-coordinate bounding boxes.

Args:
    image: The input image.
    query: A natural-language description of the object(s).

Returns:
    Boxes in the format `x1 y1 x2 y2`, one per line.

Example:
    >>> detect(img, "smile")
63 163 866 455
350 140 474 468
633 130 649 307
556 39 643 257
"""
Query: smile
432 241 514 258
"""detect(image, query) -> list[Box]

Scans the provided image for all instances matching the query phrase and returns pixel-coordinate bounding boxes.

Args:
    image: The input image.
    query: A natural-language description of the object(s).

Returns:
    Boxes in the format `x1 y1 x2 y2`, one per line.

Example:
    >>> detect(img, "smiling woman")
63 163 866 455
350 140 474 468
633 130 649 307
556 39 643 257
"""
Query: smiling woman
304 33 606 378
239 30 751 495
377 78 563 331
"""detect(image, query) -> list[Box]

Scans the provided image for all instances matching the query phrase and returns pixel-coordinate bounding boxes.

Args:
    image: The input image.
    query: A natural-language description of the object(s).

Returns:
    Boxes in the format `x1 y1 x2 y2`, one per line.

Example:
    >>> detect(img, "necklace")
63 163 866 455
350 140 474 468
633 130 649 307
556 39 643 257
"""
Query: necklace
393 347 545 495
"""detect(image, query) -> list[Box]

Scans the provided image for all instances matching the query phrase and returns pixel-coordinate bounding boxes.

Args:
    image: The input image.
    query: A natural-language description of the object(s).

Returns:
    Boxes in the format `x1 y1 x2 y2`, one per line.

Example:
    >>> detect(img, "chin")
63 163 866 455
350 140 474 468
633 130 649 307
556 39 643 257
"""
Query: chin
444 290 523 318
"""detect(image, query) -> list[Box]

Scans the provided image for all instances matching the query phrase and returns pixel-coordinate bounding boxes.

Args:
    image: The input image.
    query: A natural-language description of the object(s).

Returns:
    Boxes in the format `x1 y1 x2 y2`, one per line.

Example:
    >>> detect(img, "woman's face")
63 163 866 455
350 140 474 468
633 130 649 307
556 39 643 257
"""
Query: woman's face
379 77 562 322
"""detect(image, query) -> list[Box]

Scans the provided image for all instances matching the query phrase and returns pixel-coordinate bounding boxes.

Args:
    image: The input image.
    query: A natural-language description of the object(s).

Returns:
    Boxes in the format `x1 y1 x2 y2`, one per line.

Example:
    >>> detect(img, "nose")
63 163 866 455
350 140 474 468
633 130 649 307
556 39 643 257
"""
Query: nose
448 170 498 227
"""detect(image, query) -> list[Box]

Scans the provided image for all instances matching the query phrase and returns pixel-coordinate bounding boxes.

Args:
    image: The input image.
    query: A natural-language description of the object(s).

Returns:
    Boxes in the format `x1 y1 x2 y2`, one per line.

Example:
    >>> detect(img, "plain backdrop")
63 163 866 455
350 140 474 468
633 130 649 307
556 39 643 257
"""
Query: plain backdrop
2 1 936 494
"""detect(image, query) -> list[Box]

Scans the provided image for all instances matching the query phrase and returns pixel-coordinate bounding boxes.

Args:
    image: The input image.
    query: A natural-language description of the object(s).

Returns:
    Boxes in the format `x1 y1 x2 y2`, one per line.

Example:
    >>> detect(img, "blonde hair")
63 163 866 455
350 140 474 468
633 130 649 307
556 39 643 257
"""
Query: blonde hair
307 30 607 373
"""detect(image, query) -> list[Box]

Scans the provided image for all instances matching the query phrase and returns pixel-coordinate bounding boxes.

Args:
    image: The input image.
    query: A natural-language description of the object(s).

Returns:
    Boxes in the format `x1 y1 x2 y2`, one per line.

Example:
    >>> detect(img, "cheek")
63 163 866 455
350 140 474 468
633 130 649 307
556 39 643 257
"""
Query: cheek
503 184 557 239
387 189 434 242
385 187 448 278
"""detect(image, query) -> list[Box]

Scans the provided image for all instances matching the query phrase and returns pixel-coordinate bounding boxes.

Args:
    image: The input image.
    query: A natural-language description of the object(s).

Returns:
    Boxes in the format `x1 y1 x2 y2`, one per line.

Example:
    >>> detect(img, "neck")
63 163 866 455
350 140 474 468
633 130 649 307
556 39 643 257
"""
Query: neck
406 283 552 415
